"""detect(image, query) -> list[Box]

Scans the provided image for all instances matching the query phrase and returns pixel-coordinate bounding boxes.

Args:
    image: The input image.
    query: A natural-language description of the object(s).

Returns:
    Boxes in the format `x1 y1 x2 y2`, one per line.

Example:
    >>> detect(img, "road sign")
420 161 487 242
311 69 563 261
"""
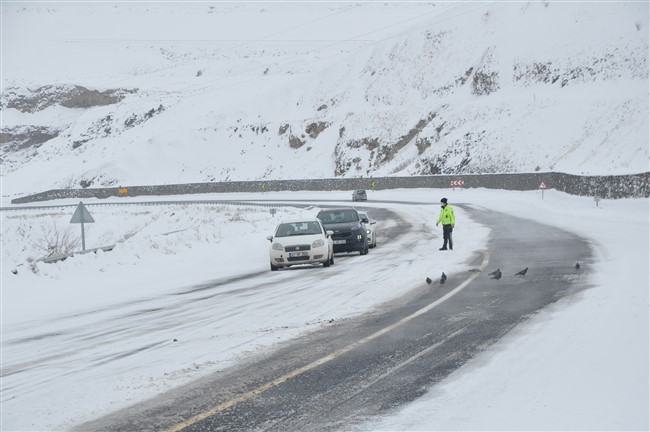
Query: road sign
261 183 267 190
451 180 464 190
371 181 377 188
539 182 548 200
70 202 94 224
70 202 94 251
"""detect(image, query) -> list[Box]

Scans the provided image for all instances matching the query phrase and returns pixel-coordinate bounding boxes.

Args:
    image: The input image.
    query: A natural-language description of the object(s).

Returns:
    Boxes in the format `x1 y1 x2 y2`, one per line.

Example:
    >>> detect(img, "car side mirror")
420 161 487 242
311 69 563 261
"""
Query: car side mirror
326 230 334 237
266 235 273 242
361 218 369 223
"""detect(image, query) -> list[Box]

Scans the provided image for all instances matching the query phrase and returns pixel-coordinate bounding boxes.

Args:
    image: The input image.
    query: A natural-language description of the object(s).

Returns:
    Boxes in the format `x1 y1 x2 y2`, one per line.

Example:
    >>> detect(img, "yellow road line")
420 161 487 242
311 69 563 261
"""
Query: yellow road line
165 252 489 432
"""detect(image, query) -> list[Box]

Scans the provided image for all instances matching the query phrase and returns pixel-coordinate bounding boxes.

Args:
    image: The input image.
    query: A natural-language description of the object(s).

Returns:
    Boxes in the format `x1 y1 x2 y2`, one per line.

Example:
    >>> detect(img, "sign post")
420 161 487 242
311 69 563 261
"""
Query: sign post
539 181 548 200
70 201 95 251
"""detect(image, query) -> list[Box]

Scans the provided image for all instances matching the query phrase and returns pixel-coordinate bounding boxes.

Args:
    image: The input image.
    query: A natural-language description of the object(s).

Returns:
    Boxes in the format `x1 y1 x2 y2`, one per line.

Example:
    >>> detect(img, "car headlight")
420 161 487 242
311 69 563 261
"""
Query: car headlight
366 229 371 234
272 243 284 251
312 239 325 248
350 223 361 231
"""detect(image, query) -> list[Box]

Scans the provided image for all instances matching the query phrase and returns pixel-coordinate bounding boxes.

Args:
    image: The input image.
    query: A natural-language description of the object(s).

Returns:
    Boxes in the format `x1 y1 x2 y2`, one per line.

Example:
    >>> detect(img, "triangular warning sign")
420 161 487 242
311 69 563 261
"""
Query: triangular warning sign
539 182 548 189
70 202 95 224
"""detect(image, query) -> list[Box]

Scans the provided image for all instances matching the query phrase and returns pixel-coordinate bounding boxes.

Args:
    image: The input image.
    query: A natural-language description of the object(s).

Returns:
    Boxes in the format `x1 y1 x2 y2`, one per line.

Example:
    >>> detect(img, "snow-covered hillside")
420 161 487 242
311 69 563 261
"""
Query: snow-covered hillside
1 2 648 199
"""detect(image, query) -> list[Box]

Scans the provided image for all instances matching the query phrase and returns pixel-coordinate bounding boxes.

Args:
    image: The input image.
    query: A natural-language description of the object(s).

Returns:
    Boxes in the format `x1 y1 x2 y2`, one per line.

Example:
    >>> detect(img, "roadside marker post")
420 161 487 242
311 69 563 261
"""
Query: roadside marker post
70 201 95 251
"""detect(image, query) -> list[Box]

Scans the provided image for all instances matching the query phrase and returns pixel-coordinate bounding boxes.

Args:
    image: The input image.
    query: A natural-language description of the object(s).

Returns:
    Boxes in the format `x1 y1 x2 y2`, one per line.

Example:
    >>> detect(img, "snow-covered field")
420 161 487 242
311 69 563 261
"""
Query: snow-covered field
1 189 648 430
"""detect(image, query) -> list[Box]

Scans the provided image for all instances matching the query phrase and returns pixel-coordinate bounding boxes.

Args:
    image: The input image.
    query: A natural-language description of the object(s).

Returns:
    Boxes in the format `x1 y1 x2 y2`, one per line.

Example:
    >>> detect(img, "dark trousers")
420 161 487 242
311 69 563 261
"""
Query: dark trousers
442 224 453 250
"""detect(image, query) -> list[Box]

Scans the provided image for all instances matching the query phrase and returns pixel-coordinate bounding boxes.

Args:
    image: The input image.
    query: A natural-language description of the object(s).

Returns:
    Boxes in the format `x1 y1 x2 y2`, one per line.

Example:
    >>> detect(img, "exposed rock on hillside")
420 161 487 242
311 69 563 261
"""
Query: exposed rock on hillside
305 122 329 139
0 126 60 152
0 85 137 113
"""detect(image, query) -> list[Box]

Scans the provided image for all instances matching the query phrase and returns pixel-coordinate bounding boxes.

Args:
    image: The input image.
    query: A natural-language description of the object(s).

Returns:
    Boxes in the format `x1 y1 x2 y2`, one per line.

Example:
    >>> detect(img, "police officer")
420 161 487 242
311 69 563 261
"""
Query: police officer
436 197 455 250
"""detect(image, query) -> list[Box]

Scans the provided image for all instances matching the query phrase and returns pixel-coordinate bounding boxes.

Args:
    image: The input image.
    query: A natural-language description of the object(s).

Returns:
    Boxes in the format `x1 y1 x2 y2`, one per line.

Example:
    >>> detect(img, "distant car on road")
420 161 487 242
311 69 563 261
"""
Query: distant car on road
267 219 334 271
316 208 368 255
352 189 367 201
358 211 377 249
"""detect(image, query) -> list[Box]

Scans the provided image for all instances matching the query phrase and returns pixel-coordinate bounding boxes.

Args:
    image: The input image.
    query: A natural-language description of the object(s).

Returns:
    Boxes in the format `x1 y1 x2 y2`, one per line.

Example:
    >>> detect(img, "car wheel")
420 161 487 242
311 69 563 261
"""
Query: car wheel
323 256 331 267
271 262 279 271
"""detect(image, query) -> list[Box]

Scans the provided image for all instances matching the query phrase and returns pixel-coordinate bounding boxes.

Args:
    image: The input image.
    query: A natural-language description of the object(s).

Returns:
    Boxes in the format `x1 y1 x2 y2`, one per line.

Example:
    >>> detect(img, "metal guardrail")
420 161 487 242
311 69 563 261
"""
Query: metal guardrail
0 200 309 212
39 244 116 263
7 172 650 205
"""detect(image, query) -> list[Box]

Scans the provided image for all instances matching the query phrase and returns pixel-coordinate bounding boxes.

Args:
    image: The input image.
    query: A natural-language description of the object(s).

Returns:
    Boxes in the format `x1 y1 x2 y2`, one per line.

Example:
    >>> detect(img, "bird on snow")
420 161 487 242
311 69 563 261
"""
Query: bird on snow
426 277 433 285
515 267 528 276
575 262 581 270
440 272 447 284
488 268 500 276
491 269 502 280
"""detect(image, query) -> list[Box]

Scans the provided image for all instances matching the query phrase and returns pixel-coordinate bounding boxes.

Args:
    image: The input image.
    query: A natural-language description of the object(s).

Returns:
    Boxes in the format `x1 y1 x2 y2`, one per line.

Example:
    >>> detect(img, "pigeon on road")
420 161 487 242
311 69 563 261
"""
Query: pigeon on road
515 267 528 276
575 262 581 270
440 272 447 284
426 277 432 285
488 268 500 276
491 269 502 280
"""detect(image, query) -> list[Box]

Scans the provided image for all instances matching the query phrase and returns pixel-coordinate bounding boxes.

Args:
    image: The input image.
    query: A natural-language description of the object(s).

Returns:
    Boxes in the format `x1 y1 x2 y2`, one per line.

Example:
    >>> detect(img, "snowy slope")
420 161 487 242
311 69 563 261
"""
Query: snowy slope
1 2 648 199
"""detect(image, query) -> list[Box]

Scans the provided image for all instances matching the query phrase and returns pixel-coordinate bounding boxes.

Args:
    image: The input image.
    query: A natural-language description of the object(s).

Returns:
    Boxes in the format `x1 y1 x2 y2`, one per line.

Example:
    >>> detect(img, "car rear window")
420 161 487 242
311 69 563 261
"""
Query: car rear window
276 222 323 237
317 210 359 223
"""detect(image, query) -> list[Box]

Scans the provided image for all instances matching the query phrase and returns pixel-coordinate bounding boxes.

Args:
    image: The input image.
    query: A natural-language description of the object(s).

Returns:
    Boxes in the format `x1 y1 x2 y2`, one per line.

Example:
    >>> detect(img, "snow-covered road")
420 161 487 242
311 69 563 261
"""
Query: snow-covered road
75 202 592 431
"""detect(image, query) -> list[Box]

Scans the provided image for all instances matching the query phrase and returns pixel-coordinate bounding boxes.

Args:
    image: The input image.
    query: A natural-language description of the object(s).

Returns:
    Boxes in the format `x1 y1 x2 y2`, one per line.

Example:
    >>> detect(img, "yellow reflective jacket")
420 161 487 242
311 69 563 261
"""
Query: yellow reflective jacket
437 204 455 225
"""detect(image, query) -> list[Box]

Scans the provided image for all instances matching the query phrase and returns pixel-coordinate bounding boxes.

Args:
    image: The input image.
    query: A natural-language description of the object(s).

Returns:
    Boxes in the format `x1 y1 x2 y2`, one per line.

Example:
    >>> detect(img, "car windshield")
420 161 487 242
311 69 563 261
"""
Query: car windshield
317 210 359 224
275 222 323 237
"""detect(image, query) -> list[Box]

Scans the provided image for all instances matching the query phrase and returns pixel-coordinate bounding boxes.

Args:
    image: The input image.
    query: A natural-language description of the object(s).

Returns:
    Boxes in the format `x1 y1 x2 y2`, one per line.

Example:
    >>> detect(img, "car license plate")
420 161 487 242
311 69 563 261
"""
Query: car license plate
288 252 308 258
333 240 346 245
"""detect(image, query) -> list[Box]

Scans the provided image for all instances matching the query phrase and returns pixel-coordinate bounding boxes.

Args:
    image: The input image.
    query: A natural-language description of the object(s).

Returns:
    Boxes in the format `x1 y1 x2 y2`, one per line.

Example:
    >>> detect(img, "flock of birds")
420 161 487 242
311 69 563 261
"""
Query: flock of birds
426 263 581 285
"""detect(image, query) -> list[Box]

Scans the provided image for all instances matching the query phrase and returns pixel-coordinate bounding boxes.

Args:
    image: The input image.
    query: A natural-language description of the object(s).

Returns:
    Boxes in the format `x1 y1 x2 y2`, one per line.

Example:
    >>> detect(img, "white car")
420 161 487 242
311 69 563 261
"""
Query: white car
267 219 334 271
358 211 377 248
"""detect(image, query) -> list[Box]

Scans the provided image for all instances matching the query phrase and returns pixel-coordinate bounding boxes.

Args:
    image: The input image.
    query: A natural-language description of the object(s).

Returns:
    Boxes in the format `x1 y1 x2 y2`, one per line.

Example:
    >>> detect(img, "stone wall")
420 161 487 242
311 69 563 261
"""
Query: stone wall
10 172 650 204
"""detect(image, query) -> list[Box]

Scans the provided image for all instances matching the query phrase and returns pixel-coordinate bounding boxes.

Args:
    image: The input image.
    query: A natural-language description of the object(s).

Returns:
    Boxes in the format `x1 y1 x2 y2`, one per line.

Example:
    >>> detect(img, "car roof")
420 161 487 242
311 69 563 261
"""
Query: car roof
277 219 323 225
317 207 359 212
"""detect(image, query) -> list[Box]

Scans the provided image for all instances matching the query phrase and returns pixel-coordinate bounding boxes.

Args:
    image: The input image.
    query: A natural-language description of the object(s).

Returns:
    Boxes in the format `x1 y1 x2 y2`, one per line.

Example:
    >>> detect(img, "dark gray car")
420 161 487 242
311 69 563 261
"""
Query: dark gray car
352 190 367 201
316 208 368 255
